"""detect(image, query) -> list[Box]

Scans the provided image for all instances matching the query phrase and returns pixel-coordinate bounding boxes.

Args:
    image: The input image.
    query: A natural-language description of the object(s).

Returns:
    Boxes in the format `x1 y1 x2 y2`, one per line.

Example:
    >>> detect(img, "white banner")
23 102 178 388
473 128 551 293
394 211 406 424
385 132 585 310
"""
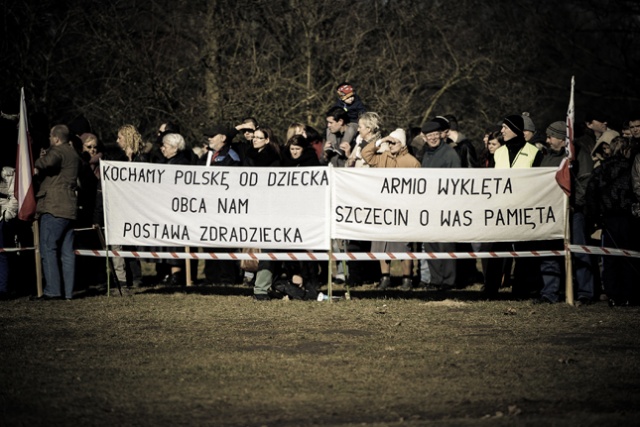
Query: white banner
101 161 331 249
331 167 566 243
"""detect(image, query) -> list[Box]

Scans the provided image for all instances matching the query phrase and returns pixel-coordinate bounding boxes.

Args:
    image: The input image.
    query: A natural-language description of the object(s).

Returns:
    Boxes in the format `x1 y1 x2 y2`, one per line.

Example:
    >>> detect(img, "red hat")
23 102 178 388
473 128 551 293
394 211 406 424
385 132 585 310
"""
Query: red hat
337 84 355 101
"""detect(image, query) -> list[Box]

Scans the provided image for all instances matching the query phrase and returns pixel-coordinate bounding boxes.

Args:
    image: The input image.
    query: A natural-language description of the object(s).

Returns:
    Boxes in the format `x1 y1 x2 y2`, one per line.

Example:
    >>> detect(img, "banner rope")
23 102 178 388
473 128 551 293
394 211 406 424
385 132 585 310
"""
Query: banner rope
71 246 640 260
4 245 640 259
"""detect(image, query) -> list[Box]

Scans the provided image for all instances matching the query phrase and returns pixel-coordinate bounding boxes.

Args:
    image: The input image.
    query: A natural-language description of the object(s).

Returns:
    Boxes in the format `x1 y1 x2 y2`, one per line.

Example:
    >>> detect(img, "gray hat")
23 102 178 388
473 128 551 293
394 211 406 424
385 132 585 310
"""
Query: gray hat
522 113 536 132
546 121 566 140
421 121 442 134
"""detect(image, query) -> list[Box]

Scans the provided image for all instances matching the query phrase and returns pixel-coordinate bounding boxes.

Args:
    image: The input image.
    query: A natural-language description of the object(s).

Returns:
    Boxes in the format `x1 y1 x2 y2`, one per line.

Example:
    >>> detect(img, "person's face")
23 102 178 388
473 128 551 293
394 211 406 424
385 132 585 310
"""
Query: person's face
207 134 226 151
48 128 59 147
243 128 255 142
388 138 402 154
487 138 501 154
423 131 441 148
439 129 449 140
501 124 517 142
546 135 565 152
326 117 343 134
252 130 269 150
357 119 371 139
289 144 303 159
483 133 489 147
116 131 126 149
602 143 611 157
523 130 534 142
629 120 640 138
343 96 355 105
161 140 177 159
587 120 607 135
83 138 98 156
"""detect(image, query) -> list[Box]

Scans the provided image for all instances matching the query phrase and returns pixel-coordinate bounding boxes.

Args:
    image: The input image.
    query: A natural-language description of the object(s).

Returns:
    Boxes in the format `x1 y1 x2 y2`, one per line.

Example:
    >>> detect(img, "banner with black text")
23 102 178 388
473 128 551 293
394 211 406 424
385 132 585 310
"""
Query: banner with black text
101 162 331 249
332 167 565 243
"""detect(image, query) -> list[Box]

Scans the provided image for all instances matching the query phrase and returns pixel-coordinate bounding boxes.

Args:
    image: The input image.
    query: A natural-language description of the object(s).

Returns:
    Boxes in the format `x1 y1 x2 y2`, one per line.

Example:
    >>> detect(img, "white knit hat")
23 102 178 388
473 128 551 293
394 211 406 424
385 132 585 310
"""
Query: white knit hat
389 128 407 147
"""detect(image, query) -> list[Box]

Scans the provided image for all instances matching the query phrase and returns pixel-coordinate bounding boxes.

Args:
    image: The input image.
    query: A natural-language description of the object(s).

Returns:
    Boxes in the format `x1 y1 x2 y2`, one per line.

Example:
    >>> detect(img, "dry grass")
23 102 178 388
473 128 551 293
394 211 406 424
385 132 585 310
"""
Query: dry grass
2 281 640 427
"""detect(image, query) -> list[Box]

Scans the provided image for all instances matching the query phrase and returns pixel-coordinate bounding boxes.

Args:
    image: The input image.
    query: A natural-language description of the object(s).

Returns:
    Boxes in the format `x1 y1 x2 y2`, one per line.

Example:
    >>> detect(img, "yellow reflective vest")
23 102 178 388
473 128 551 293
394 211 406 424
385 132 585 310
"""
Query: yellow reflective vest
493 143 539 169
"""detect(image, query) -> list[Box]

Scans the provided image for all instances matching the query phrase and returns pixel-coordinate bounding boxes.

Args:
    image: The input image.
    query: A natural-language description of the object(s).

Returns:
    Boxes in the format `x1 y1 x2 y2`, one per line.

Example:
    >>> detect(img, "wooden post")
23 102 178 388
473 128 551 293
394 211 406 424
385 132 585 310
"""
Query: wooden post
185 246 192 286
32 221 43 297
327 244 333 301
564 195 574 305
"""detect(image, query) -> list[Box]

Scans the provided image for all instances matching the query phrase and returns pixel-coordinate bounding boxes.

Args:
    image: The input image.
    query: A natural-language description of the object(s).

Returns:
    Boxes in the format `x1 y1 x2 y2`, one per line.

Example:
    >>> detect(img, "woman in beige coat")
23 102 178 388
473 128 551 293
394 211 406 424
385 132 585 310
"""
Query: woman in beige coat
361 128 420 291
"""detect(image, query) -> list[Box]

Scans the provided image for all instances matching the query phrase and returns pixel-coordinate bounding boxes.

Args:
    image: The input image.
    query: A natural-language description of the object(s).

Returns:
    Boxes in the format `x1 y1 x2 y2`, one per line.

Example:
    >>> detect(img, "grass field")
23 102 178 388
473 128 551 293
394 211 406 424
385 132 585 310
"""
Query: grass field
2 279 640 427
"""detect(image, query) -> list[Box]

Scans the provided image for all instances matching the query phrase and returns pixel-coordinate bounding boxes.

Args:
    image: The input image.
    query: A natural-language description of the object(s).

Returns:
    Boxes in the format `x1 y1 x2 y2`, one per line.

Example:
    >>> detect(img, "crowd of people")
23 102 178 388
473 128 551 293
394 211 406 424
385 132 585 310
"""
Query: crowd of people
1 83 640 304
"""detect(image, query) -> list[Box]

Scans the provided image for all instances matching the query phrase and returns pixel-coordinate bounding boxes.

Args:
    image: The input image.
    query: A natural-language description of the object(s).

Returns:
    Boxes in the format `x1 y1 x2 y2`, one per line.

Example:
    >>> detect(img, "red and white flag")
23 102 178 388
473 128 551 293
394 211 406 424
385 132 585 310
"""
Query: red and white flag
14 88 36 221
555 76 575 196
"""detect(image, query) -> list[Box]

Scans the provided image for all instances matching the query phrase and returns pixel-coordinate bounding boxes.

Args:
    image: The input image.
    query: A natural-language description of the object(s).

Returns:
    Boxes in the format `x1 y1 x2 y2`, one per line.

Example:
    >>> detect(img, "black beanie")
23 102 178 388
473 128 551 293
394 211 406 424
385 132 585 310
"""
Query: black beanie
503 115 525 137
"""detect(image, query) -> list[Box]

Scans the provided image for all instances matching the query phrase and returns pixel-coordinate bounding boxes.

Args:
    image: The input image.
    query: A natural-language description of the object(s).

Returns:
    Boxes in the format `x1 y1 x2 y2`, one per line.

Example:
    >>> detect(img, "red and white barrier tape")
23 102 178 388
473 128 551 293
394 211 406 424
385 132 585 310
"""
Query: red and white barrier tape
74 249 567 261
569 244 640 258
4 245 640 259
0 247 35 253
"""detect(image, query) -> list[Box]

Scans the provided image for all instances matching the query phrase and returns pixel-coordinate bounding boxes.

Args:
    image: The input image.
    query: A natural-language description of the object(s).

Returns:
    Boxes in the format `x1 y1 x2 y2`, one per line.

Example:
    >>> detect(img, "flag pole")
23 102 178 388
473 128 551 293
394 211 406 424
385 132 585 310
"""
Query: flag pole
15 87 39 295
564 76 575 305
564 194 574 305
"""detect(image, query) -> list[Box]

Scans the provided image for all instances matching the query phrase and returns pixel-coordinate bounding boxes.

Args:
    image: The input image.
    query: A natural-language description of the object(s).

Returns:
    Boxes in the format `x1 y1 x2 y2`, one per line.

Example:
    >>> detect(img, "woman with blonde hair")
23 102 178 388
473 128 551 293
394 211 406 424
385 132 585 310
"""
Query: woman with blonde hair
111 124 147 292
348 112 382 167
117 124 148 162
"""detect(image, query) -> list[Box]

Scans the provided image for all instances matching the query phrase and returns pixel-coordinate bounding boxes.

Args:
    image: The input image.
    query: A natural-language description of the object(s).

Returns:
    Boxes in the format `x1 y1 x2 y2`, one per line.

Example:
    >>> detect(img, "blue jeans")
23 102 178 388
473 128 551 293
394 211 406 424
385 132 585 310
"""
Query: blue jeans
571 212 595 300
40 214 76 298
540 257 563 302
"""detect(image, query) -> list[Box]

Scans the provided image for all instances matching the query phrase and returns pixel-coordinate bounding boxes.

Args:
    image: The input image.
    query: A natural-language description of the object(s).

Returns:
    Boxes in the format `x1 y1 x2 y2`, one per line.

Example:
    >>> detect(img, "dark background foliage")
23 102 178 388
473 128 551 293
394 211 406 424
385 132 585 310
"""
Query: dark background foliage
1 0 639 150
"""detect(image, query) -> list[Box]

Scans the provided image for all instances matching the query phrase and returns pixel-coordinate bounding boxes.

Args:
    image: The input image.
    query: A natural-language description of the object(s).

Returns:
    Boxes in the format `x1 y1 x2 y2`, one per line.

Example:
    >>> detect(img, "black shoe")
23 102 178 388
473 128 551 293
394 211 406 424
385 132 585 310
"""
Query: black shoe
167 273 183 287
30 295 61 301
608 298 629 308
376 276 391 290
576 296 591 307
532 296 554 305
399 277 412 291
253 294 270 301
